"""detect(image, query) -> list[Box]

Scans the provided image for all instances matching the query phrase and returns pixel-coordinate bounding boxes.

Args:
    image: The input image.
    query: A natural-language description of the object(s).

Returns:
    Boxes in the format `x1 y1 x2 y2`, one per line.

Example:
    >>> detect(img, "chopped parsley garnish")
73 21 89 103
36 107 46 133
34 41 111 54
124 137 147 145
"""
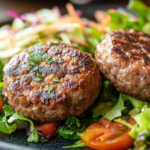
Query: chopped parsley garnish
49 42 59 45
37 72 42 79
42 54 48 60
46 57 55 64
27 60 36 68
48 84 55 94
37 53 42 62
33 77 41 82
29 51 42 63
53 77 60 82
41 82 46 86
32 65 39 72
114 75 117 79
16 77 20 80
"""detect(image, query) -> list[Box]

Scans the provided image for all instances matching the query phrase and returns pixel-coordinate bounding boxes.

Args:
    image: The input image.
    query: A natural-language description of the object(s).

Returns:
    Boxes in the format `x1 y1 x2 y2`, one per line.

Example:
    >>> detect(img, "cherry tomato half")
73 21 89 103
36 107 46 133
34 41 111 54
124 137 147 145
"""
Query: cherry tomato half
0 96 3 110
80 118 136 150
34 123 57 136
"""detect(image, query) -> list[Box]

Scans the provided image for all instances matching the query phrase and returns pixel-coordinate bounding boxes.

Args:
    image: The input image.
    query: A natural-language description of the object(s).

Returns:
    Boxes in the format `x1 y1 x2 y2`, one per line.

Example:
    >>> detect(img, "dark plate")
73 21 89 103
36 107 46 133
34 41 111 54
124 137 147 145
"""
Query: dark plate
0 2 127 150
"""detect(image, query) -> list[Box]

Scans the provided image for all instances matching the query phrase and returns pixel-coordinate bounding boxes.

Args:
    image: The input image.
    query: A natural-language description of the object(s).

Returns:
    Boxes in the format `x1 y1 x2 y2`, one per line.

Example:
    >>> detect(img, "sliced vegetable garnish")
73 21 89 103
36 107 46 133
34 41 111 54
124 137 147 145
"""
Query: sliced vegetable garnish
48 84 55 94
80 118 135 150
34 123 57 136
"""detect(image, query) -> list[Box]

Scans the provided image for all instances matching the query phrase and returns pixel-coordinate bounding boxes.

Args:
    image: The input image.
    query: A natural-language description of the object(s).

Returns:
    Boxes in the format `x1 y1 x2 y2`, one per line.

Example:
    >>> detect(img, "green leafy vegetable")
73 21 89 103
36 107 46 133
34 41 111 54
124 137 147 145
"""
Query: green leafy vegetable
91 80 119 118
104 93 125 120
107 11 143 31
0 105 47 143
123 94 150 116
53 77 60 82
116 108 150 150
127 0 150 22
0 105 16 134
48 84 55 94
60 33 71 44
63 140 86 149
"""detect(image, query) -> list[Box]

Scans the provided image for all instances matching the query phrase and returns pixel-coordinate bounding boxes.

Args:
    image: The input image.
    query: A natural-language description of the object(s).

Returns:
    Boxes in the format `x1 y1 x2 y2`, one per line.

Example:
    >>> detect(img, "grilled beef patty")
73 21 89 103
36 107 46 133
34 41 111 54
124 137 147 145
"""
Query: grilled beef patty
3 42 101 122
95 29 150 101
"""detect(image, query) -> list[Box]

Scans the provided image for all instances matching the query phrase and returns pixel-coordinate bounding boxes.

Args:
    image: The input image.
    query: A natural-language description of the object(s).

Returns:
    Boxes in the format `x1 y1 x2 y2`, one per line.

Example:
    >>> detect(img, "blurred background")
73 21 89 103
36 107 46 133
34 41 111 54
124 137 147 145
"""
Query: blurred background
0 0 150 25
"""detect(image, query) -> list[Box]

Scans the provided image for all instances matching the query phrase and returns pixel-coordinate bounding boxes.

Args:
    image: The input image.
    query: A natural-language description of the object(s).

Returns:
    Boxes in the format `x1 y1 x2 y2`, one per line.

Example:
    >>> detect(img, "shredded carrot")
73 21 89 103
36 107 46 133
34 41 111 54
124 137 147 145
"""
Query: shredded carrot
66 3 87 35
9 36 14 49
68 36 89 46
90 22 106 33
0 35 9 41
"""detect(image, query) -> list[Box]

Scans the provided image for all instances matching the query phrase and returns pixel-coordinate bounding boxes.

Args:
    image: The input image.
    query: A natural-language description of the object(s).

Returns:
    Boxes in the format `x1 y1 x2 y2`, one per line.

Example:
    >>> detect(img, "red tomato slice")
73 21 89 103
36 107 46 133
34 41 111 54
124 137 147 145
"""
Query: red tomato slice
0 96 3 110
80 118 136 150
34 123 57 136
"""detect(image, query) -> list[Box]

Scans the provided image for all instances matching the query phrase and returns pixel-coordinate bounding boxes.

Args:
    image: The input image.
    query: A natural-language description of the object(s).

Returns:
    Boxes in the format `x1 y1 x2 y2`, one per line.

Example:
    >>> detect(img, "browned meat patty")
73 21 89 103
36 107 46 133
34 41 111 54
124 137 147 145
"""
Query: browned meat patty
3 42 101 122
95 29 150 101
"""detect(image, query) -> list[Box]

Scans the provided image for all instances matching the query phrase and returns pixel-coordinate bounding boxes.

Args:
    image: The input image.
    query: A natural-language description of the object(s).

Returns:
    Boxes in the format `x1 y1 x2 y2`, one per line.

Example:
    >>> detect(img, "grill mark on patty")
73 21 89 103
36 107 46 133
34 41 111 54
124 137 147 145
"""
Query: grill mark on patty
3 42 98 107
109 30 150 63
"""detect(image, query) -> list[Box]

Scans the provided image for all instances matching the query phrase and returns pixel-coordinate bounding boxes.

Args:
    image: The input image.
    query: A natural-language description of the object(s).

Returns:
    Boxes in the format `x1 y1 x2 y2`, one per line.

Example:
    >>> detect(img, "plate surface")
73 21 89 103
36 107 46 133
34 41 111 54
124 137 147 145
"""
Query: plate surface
0 2 126 150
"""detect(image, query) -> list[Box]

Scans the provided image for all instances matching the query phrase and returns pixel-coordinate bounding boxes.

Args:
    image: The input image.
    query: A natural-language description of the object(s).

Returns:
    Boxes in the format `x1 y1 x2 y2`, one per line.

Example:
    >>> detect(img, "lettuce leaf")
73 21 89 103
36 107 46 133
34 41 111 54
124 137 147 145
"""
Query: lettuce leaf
0 105 47 143
116 108 150 150
63 140 86 149
104 93 125 120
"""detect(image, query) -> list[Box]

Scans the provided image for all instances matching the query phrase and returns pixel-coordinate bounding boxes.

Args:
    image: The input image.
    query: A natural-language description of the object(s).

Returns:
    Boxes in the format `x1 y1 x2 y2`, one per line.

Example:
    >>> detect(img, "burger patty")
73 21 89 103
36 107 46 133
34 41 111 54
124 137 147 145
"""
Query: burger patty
3 42 101 122
95 29 150 101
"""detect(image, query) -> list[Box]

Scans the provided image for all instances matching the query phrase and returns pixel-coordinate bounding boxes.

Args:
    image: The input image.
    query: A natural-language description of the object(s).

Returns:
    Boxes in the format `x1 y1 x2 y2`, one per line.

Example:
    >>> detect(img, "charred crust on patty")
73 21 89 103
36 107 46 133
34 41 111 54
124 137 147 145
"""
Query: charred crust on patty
3 42 101 122
95 29 150 101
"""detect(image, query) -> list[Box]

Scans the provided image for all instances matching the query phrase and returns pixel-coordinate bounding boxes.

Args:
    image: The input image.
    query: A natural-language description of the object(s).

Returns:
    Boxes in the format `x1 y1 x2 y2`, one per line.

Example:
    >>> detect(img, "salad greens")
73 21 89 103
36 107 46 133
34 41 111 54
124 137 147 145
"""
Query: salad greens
1 0 150 149
0 105 48 143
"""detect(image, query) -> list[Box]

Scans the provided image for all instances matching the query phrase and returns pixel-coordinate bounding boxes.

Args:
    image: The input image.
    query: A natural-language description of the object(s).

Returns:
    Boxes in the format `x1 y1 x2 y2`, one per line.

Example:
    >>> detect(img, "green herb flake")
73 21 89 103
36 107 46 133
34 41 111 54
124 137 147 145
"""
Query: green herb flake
32 65 39 72
29 51 42 63
42 54 48 60
41 82 46 86
37 73 42 79
48 84 55 94
16 77 20 80
46 57 55 64
49 42 59 45
37 53 42 62
53 77 60 82
26 61 32 68
33 77 41 82
114 74 117 79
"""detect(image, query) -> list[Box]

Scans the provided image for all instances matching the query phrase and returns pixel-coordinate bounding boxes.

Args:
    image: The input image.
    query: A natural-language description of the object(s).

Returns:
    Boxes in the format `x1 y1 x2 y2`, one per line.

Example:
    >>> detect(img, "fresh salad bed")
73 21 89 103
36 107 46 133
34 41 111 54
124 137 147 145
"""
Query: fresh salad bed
1 0 150 149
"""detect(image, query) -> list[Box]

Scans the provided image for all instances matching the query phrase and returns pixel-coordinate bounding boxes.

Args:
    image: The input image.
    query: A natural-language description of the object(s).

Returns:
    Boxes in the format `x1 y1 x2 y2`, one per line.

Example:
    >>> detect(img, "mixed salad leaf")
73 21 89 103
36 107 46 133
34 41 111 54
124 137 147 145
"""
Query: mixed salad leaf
0 105 48 143
1 0 150 149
